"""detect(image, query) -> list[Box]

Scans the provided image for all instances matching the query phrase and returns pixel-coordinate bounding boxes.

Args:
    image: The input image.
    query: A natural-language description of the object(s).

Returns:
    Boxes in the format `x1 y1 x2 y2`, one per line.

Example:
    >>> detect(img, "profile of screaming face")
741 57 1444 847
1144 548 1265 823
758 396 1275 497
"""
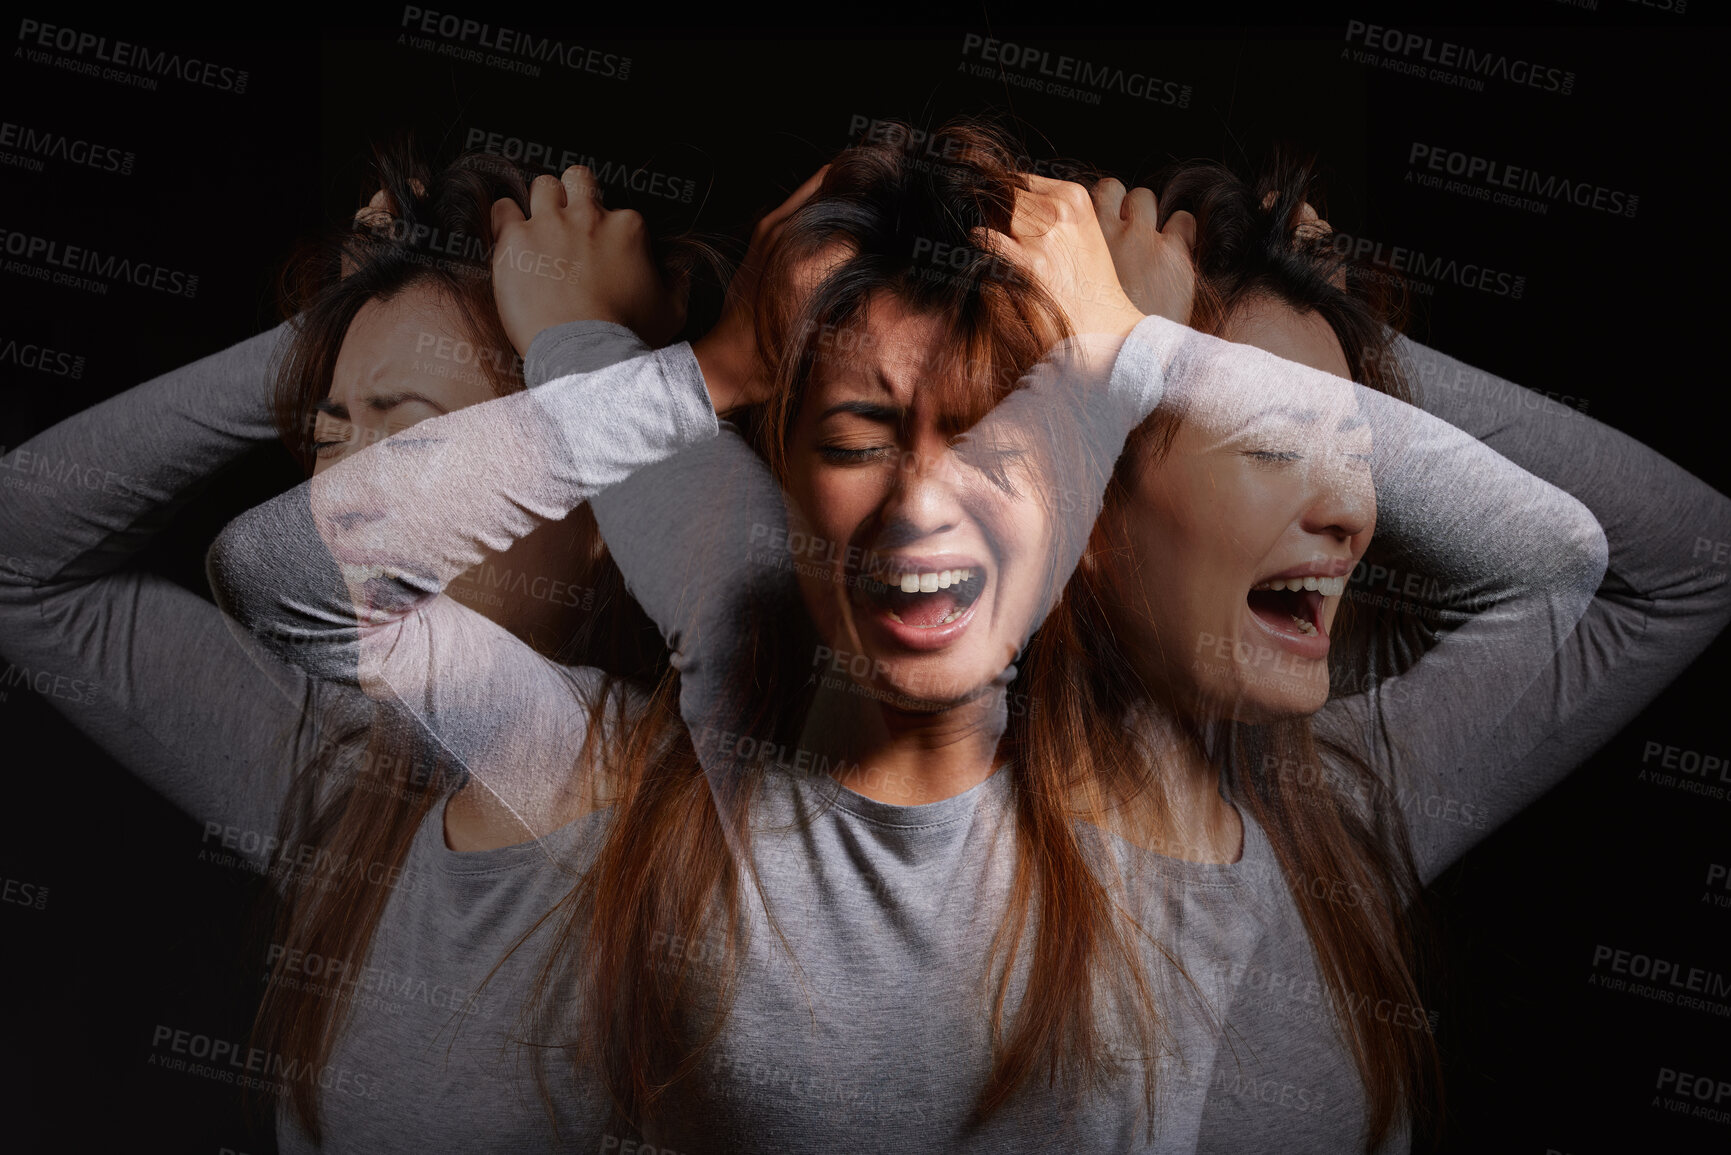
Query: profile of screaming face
781 293 1053 714
1100 295 1376 722
310 284 591 648
313 287 503 476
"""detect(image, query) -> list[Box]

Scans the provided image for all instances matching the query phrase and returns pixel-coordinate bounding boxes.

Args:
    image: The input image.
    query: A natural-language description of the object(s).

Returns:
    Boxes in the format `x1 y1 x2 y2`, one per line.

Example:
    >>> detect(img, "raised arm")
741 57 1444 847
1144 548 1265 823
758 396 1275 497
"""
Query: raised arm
1378 337 1731 879
984 295 1608 808
209 166 718 836
0 323 349 863
208 325 718 834
1084 180 1613 879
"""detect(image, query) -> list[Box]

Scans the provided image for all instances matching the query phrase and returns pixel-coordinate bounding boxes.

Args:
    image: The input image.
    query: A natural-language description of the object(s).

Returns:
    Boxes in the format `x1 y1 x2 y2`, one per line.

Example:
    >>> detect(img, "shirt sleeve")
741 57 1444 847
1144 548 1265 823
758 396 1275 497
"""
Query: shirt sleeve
1356 336 1731 881
587 323 1179 791
1087 322 1609 882
207 321 719 836
0 323 357 865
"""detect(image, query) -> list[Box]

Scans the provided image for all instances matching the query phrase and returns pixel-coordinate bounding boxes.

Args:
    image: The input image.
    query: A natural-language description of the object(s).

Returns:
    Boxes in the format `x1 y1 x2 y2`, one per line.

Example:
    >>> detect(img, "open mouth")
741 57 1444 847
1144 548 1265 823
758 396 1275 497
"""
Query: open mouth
858 566 986 629
1246 574 1344 638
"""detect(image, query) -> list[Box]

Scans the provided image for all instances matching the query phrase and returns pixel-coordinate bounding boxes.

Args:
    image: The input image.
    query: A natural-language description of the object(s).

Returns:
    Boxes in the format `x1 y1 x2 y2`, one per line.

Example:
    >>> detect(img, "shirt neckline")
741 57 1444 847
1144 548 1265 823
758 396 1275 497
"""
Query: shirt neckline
413 794 601 877
777 762 1270 885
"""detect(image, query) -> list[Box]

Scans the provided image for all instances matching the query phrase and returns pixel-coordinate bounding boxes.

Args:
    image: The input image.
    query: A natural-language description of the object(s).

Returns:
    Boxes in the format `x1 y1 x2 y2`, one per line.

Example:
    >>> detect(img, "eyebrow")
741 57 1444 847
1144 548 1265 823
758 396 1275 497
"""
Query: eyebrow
1259 404 1365 434
819 399 903 423
1262 404 1323 424
313 391 450 420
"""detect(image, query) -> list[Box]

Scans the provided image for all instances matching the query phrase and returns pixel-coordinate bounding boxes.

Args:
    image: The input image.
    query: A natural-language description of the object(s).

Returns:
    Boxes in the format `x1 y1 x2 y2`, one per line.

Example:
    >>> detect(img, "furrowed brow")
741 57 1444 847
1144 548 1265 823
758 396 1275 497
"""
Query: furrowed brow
820 400 903 422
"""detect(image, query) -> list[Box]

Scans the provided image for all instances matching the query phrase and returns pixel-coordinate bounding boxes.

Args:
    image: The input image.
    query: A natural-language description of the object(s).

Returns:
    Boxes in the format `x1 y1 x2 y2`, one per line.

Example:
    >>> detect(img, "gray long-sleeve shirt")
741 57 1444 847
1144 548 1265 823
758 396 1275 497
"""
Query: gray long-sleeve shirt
4 312 1724 1152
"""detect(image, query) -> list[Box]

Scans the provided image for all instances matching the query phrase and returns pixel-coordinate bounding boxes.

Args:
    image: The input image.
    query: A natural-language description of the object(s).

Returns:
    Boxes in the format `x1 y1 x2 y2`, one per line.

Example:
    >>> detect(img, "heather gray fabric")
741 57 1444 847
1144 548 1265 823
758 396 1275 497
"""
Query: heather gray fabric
0 323 643 1151
211 311 1611 1154
4 311 1725 1153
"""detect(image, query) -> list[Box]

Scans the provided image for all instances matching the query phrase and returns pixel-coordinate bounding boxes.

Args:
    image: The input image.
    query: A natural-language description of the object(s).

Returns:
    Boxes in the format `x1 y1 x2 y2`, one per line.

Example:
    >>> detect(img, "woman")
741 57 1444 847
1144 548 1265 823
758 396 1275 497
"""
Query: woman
1090 159 1731 1151
212 121 1631 1153
0 143 688 1151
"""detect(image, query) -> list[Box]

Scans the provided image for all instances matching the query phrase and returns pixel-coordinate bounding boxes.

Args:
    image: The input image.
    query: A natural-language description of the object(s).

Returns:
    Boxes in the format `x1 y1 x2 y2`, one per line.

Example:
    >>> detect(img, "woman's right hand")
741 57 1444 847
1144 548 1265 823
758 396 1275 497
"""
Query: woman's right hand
1090 178 1197 326
691 166 827 416
490 166 687 356
975 174 1152 342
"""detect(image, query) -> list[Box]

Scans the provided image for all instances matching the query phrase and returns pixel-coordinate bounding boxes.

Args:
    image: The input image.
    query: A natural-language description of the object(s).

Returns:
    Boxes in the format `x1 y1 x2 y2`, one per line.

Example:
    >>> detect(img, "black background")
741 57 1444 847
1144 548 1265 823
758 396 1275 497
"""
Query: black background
2 3 1726 1151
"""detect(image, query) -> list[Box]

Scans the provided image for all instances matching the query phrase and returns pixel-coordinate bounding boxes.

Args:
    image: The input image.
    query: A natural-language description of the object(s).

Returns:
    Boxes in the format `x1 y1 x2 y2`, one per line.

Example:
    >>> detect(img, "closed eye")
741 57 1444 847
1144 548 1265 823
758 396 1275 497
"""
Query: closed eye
311 418 354 458
818 445 895 465
1244 450 1302 463
951 436 1030 495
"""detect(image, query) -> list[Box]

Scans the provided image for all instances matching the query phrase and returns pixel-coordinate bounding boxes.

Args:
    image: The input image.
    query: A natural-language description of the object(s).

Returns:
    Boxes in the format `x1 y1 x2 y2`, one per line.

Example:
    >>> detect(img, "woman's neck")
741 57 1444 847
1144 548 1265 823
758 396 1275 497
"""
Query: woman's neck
799 680 1008 808
1124 703 1245 865
777 677 1245 865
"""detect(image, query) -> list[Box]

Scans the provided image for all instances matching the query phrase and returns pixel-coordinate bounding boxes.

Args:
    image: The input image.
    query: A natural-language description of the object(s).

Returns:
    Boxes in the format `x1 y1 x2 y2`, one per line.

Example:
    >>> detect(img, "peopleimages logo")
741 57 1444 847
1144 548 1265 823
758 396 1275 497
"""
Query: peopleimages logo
1329 230 1525 300
1342 20 1574 96
463 129 695 202
149 1024 383 1099
0 121 134 176
1407 143 1638 219
0 228 198 298
0 336 84 379
399 7 630 80
15 20 249 94
959 33 1192 108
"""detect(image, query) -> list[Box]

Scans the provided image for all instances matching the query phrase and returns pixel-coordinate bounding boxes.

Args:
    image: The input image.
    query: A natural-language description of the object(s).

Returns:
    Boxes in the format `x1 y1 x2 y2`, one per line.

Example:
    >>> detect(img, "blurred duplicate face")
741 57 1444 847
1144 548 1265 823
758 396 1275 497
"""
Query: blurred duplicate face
311 284 586 640
1102 296 1376 721
311 286 498 476
782 293 1052 714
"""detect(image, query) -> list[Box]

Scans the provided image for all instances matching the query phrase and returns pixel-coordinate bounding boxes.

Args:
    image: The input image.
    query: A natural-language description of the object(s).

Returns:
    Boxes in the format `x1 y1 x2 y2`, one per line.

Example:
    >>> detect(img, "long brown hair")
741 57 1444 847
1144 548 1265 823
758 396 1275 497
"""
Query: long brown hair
1029 153 1442 1148
755 125 1172 1125
250 140 664 1141
518 120 1130 1133
533 121 1184 1139
540 130 1439 1149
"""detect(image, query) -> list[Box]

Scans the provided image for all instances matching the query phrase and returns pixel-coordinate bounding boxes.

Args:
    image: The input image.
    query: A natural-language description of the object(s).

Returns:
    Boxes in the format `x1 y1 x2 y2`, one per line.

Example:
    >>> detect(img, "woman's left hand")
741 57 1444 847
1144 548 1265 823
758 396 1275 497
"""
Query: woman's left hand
490 165 687 356
1090 178 1197 326
974 174 1151 341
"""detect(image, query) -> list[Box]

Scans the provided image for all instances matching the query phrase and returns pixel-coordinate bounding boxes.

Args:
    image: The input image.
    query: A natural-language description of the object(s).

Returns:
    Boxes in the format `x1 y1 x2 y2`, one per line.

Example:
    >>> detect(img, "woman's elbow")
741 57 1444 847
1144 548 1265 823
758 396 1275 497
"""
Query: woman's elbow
207 510 259 624
1555 495 1611 599
205 503 350 661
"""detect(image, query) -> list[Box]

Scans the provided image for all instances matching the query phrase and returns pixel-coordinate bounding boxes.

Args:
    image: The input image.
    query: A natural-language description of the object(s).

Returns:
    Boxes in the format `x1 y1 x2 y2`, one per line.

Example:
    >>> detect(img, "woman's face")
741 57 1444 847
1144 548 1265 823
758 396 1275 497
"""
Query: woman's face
312 285 588 641
782 294 1051 713
1101 296 1375 721
312 287 497 477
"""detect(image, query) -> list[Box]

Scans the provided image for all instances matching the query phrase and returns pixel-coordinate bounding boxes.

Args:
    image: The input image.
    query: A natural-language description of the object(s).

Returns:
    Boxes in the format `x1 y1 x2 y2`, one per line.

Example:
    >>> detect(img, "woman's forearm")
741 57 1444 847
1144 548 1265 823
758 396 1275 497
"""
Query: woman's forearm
0 323 288 591
208 321 718 682
1378 337 1731 879
0 323 335 854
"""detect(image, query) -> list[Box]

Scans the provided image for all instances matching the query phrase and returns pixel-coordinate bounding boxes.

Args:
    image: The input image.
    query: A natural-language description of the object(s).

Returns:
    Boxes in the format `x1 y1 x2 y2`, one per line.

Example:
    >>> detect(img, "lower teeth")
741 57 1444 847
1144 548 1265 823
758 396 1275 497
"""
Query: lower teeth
885 606 966 627
1290 614 1317 636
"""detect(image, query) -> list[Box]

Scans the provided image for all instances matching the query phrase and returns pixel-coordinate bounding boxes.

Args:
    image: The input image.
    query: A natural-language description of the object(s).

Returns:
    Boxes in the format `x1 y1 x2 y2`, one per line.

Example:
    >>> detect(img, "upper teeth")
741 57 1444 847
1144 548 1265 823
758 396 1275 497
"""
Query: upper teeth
884 568 976 594
1253 575 1345 596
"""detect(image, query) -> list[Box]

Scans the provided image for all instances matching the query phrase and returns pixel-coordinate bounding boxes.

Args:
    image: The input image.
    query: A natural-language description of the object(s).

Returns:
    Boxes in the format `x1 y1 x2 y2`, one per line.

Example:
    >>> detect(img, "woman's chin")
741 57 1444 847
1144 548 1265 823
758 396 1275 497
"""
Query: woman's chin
856 655 1009 715
1182 663 1331 725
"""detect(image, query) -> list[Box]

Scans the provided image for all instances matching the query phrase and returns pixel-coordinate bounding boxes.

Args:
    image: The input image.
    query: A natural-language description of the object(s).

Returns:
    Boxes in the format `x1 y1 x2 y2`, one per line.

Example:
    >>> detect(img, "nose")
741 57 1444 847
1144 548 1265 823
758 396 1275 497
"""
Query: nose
1299 443 1375 545
875 438 965 543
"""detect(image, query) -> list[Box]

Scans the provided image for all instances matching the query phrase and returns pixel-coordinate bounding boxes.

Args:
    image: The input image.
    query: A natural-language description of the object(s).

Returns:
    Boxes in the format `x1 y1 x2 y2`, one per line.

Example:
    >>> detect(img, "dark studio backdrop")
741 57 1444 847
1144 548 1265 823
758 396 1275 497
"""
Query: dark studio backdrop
1 3 1725 1151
